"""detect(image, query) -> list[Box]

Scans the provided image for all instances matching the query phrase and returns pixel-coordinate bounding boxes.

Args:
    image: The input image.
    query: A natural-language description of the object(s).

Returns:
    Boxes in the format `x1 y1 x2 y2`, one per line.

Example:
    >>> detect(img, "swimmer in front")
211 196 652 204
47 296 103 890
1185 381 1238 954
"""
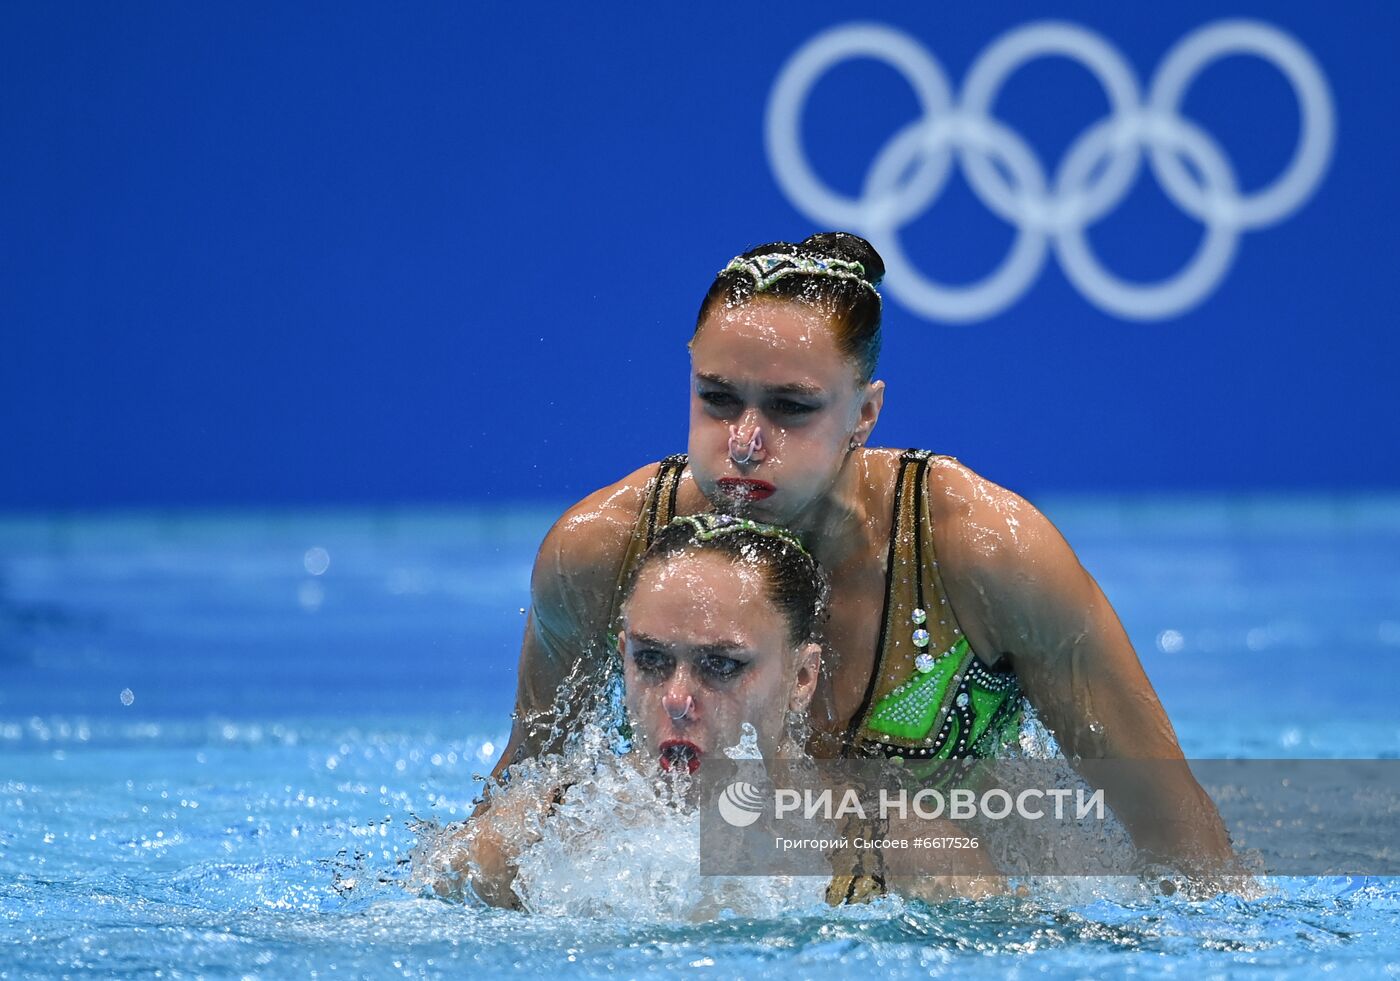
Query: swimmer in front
428 514 999 908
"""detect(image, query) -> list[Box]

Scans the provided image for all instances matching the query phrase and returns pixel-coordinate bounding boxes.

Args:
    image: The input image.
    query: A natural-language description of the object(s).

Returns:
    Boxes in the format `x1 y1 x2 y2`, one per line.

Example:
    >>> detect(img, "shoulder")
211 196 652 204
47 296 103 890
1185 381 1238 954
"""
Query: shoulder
537 461 658 568
923 455 1068 563
922 456 1091 646
530 461 666 630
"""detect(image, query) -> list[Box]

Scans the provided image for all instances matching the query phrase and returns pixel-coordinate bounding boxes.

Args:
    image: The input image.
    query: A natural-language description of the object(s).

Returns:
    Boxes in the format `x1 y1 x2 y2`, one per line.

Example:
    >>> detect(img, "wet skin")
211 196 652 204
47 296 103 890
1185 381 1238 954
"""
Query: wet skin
492 295 1235 873
441 547 820 908
620 549 821 772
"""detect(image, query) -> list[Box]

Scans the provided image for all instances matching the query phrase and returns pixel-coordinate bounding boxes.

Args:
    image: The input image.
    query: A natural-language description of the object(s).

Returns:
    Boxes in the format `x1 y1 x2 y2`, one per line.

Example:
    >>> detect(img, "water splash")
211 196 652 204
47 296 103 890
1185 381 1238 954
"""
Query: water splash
519 758 827 918
408 708 830 920
723 722 763 760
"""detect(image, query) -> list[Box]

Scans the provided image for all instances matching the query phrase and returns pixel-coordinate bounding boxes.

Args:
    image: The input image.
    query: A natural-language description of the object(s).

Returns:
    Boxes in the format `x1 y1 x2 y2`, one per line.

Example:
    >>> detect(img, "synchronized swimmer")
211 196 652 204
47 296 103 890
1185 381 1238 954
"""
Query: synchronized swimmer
459 231 1234 906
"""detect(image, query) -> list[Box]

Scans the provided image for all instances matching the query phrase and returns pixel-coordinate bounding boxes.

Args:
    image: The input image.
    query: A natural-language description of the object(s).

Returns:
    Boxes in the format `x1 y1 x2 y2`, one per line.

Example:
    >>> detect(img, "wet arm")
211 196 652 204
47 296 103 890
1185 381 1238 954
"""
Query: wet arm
435 784 563 908
954 492 1234 871
482 478 646 791
487 607 596 784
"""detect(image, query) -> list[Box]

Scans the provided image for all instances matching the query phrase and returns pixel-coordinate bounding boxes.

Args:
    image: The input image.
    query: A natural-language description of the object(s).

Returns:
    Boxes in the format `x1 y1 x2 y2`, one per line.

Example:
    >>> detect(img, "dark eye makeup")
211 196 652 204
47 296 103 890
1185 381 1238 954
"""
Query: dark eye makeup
699 390 820 421
699 390 739 410
769 398 816 416
630 646 751 685
632 649 673 674
698 654 747 680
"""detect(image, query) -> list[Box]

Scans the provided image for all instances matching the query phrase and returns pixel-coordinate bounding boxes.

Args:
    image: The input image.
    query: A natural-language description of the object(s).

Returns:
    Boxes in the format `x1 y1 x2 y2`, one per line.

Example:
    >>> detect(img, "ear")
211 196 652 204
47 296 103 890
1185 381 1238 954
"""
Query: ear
788 642 823 713
854 379 885 445
616 630 627 659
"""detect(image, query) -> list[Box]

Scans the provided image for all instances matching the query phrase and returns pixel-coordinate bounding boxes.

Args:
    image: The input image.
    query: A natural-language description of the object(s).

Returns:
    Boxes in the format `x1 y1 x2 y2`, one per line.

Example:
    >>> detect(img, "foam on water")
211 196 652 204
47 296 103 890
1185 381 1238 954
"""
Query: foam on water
409 720 829 920
511 756 827 920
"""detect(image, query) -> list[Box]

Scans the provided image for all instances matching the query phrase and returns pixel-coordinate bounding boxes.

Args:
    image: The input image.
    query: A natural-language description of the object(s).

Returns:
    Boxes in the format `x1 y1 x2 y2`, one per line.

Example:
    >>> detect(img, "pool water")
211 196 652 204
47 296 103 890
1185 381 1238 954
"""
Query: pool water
2 498 1399 978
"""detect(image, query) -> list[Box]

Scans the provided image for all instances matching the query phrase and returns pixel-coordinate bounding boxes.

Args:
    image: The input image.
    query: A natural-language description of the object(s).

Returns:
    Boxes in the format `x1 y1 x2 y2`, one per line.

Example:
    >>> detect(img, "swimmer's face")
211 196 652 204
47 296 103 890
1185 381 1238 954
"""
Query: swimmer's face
688 297 884 526
619 549 821 770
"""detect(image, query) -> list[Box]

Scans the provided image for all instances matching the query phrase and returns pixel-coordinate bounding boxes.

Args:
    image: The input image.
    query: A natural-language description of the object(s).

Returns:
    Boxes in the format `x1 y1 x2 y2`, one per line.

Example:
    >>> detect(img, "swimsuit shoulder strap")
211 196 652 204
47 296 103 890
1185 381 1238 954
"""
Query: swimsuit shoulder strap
845 449 1021 759
606 454 689 643
844 449 932 745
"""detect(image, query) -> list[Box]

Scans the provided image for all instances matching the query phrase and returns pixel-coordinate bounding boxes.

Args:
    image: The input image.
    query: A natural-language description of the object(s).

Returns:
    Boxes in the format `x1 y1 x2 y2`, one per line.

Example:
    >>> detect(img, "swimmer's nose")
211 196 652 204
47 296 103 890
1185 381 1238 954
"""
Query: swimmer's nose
661 689 696 723
727 416 766 466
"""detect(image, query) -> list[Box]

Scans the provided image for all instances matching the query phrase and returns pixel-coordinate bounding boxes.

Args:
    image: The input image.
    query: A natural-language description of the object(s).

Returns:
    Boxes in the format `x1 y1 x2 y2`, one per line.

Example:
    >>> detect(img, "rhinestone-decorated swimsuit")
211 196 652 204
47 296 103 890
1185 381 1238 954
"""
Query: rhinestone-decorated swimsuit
608 451 1023 761
846 449 1022 763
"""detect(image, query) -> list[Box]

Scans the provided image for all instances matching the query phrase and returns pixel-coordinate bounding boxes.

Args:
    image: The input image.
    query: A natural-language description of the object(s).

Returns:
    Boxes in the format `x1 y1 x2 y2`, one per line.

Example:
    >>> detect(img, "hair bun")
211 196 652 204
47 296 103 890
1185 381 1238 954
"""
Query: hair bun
800 232 885 286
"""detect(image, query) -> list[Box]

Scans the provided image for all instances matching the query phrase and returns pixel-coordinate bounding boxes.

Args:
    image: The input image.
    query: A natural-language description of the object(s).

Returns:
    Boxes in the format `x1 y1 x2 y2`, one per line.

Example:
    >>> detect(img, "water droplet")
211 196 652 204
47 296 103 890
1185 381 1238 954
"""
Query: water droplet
303 546 331 576
723 722 762 760
119 688 135 707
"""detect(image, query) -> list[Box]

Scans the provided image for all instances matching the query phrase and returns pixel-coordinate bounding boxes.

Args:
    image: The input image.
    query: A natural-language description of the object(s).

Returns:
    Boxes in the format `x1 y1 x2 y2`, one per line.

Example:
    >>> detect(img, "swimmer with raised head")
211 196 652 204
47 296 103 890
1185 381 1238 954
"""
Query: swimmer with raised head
491 233 1233 885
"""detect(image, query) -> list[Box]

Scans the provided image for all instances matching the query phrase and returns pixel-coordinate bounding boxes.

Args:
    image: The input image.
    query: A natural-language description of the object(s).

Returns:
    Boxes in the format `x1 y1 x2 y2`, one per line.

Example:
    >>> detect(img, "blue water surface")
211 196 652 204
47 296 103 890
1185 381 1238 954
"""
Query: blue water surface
2 498 1399 978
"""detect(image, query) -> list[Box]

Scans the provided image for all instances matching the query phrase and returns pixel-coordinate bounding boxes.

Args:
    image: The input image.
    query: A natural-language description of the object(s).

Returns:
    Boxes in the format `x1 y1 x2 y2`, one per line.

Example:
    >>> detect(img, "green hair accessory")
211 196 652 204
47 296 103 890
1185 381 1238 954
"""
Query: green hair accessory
671 513 810 557
722 253 880 301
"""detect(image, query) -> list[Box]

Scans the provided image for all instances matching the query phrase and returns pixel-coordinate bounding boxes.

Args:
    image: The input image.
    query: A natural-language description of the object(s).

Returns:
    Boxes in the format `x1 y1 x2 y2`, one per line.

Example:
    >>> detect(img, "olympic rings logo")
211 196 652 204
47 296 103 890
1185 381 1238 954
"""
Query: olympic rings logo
765 21 1336 322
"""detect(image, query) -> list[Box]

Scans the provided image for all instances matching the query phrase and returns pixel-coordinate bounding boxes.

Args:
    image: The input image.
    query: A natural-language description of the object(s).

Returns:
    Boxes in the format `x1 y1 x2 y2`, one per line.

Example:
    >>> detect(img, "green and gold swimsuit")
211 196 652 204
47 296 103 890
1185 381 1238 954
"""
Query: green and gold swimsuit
609 450 1023 762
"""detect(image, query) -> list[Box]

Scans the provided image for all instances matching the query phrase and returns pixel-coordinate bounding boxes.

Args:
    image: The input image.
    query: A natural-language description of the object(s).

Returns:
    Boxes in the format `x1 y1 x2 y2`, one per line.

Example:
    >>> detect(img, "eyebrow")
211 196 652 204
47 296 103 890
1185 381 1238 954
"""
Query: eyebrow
694 372 825 399
628 632 751 656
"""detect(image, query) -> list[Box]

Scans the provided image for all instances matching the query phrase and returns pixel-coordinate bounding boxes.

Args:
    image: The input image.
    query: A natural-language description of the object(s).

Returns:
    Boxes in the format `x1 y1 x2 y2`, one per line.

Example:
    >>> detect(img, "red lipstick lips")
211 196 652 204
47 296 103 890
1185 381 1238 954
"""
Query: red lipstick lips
659 739 703 774
716 478 776 502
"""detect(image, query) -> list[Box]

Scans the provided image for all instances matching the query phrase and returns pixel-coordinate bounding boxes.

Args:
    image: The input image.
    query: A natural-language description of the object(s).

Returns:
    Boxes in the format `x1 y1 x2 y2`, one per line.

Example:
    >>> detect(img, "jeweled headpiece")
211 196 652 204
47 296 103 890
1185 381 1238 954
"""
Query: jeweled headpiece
672 513 810 557
722 252 881 302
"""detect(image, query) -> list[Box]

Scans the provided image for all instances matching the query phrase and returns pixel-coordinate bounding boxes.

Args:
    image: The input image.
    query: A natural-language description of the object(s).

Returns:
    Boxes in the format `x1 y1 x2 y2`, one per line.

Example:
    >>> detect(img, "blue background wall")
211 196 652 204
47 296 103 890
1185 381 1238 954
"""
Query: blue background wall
3 2 1396 509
